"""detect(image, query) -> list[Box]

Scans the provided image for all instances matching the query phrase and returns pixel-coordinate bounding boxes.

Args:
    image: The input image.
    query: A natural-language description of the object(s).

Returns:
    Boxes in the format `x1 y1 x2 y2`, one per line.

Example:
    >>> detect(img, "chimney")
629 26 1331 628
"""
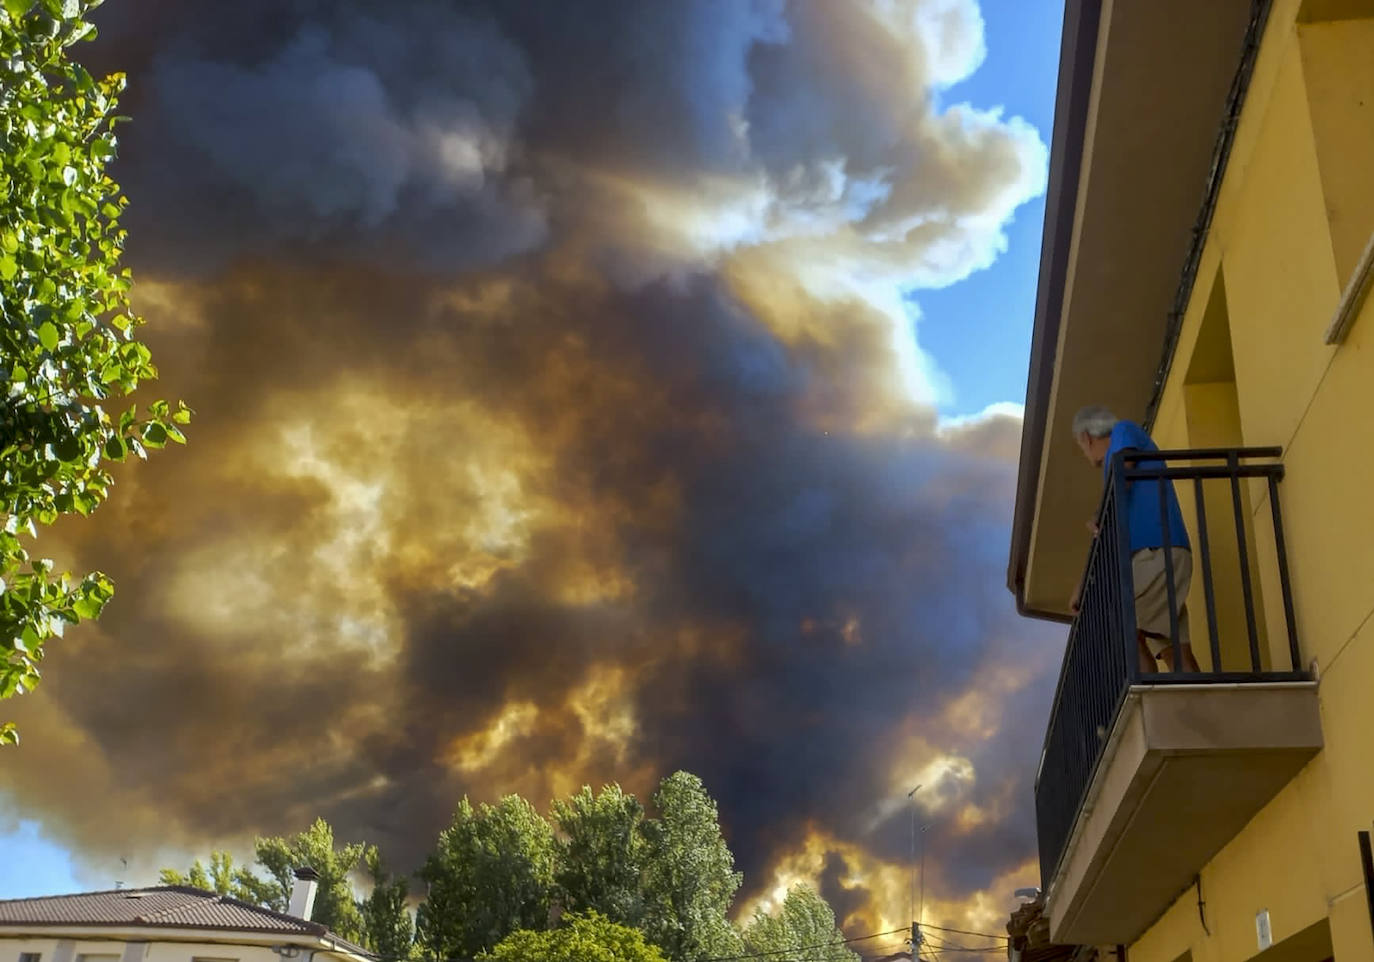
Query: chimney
288 866 320 921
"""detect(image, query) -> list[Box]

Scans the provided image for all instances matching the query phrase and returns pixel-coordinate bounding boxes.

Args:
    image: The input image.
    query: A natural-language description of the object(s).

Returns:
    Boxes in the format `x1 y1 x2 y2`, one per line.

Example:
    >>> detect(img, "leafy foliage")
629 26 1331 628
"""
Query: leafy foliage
482 912 669 962
553 783 648 927
416 795 556 960
158 850 256 900
741 885 860 962
413 774 748 962
156 776 854 962
0 0 188 743
359 847 417 961
640 772 744 962
239 818 368 941
161 819 366 943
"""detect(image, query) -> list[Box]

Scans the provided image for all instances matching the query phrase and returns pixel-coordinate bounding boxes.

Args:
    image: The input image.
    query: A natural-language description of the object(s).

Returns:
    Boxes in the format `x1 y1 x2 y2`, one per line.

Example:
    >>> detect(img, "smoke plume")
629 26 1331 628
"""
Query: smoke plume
1 0 1063 937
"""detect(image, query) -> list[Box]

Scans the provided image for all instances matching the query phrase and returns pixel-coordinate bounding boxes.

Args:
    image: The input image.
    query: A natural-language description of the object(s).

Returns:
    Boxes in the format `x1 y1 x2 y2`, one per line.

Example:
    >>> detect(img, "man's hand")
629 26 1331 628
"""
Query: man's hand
1086 518 1099 537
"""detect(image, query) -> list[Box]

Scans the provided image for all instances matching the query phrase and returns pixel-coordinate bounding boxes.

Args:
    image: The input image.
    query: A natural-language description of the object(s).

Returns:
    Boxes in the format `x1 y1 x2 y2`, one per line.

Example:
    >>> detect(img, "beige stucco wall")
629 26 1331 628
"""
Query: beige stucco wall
0 935 352 962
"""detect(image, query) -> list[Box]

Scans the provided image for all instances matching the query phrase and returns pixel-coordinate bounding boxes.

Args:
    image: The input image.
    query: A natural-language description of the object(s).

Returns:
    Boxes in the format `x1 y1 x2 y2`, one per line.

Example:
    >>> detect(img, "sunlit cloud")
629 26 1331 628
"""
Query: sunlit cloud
0 0 1064 933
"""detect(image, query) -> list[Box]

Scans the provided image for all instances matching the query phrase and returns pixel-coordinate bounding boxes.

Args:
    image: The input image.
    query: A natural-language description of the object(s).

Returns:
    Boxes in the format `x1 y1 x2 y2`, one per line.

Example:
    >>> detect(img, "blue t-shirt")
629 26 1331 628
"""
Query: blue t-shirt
1103 421 1190 554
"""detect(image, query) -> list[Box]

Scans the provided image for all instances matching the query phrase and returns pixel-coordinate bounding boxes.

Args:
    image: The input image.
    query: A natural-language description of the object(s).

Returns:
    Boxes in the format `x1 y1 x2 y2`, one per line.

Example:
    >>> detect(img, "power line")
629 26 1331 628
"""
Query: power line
920 923 1008 942
924 932 1002 949
924 945 1006 954
859 942 915 962
703 927 912 962
919 934 1005 956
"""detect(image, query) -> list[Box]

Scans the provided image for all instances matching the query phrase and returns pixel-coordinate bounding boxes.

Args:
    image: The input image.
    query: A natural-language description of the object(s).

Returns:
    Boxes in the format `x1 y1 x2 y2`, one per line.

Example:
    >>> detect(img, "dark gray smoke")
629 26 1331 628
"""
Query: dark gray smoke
0 0 1060 934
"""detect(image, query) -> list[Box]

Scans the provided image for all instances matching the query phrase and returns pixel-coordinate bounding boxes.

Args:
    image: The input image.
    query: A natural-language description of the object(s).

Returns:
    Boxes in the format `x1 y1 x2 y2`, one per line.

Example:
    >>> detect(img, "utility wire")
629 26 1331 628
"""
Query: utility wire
860 944 915 961
920 923 1008 942
924 947 1006 954
920 932 1006 956
922 939 1006 954
923 932 1003 949
920 935 1005 955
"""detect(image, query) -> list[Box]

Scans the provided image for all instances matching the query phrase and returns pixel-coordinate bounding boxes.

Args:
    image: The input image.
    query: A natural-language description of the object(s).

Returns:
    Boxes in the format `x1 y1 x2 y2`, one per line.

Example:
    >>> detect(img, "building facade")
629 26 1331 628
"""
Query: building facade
1010 3 1374 962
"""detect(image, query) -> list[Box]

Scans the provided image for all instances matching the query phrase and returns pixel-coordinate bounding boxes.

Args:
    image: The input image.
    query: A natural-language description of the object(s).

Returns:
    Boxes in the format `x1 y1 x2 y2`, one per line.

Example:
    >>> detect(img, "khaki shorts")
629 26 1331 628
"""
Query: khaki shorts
1132 547 1192 658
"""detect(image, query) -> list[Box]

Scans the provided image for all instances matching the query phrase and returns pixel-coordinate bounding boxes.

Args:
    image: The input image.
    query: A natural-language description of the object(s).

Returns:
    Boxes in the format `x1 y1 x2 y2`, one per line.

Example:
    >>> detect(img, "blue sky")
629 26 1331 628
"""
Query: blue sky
921 0 1064 417
0 820 82 896
0 0 1064 902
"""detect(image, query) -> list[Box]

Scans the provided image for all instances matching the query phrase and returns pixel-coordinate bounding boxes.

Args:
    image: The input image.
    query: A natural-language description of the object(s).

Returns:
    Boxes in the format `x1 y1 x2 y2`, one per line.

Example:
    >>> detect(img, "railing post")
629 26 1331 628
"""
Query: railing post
1193 477 1223 672
1112 453 1138 683
1158 468 1182 673
1267 473 1302 671
1228 452 1262 670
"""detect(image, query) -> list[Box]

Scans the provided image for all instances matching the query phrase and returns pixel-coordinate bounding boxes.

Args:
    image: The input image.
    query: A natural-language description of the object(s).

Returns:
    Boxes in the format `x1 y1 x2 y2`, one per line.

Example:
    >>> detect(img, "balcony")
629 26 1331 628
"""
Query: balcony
1035 448 1322 946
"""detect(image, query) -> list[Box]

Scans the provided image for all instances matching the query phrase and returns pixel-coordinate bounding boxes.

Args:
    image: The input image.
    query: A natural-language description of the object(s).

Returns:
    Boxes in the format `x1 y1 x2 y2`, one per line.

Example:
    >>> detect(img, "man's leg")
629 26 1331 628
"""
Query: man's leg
1157 641 1201 673
1135 549 1197 674
1136 630 1156 674
1166 554 1197 673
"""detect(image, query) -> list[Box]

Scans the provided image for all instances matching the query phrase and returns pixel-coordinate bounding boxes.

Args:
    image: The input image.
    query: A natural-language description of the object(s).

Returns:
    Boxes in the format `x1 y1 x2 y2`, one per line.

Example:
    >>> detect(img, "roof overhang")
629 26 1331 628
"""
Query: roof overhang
0 926 370 962
1008 0 1257 619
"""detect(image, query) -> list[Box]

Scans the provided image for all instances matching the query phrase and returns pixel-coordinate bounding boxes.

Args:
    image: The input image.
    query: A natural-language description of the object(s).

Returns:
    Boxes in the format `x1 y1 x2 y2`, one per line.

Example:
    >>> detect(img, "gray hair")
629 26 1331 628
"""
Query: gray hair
1072 405 1118 439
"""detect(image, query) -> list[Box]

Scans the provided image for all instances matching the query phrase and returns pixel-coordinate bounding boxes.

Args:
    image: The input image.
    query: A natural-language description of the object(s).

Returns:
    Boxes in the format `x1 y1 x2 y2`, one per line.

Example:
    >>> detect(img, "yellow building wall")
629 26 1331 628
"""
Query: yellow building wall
1127 2 1374 962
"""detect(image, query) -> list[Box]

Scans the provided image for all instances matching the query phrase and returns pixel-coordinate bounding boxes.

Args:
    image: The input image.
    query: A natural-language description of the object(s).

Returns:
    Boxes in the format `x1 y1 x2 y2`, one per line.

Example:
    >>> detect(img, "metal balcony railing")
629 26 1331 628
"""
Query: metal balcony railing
1034 447 1307 889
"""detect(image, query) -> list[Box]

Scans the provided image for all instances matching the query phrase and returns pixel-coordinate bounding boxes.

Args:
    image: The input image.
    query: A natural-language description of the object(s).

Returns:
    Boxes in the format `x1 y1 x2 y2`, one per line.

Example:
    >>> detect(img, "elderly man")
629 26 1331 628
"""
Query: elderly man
1070 406 1200 674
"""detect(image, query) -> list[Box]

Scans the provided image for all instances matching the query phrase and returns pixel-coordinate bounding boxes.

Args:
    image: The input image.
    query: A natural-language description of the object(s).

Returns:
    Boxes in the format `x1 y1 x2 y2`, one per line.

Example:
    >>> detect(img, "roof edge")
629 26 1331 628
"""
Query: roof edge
0 886 330 941
0 924 331 943
1007 0 1103 617
0 924 372 962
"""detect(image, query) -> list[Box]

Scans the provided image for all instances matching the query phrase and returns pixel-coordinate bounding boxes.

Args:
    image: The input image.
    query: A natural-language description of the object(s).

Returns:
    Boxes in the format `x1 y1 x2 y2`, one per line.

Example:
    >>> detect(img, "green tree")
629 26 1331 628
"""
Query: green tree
740 885 860 962
238 818 368 941
640 772 743 962
553 784 647 926
481 912 668 962
0 0 189 744
416 795 556 960
158 850 255 900
358 847 416 960
161 819 366 941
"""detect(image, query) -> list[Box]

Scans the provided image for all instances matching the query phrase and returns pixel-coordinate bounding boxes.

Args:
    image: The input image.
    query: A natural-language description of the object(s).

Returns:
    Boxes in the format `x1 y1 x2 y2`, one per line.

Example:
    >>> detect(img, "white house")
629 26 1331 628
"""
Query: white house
0 870 374 962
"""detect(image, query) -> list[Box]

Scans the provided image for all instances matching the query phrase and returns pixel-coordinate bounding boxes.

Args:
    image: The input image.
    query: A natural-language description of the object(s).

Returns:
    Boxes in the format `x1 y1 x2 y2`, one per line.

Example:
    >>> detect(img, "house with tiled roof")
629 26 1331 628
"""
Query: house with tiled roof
0 870 373 962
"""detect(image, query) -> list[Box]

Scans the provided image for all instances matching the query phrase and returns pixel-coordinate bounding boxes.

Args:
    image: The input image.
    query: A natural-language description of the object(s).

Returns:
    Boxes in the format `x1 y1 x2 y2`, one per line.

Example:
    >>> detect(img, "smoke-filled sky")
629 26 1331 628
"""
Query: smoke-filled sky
1 0 1068 943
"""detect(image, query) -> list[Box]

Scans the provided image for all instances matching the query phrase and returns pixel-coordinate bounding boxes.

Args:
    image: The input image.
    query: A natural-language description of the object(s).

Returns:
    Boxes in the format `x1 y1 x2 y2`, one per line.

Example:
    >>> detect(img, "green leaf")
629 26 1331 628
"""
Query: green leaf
0 0 186 740
72 588 109 620
54 435 81 461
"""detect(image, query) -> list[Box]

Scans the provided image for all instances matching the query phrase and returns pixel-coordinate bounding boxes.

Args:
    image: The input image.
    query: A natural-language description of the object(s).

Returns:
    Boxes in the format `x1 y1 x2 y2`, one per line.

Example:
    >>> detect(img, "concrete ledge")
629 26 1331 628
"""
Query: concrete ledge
1045 682 1322 945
